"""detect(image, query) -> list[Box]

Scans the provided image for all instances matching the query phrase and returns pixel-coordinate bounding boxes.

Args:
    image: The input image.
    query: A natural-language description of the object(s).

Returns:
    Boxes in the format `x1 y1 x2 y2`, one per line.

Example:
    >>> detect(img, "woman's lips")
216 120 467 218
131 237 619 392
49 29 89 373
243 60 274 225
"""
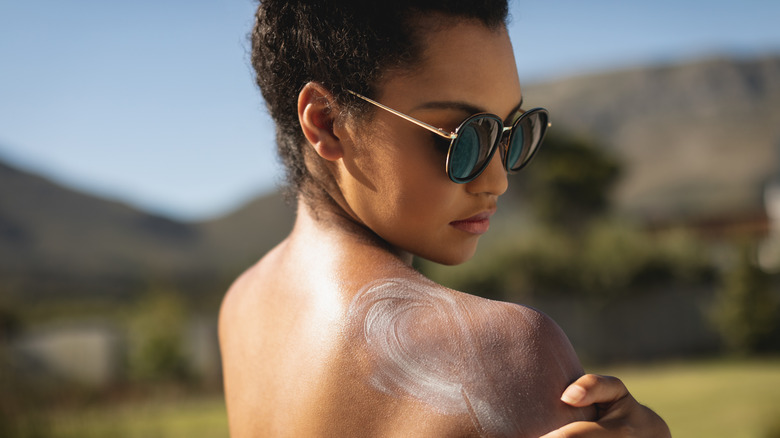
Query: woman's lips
449 211 495 235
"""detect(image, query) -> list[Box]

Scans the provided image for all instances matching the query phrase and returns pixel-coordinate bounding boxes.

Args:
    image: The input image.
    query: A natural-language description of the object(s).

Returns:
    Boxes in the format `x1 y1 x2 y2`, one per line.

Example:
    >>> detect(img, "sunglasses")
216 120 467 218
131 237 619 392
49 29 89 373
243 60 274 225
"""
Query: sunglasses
347 90 550 183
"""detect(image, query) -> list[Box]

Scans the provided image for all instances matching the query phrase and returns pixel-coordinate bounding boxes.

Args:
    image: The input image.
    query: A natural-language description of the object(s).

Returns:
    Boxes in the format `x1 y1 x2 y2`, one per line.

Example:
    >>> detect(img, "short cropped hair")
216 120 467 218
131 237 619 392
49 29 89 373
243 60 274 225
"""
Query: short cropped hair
251 0 509 204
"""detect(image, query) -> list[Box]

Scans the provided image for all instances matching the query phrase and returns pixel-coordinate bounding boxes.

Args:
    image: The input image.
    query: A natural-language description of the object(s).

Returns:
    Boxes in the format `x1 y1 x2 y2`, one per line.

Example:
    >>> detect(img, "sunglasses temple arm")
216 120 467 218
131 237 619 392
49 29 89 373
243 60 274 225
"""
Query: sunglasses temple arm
347 90 455 140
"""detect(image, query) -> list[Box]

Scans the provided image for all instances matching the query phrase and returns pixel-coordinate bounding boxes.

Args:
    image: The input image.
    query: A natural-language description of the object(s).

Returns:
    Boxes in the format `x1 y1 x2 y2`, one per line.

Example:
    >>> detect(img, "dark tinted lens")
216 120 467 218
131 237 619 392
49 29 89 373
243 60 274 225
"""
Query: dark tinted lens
507 109 548 172
449 127 480 180
507 127 525 169
448 115 502 182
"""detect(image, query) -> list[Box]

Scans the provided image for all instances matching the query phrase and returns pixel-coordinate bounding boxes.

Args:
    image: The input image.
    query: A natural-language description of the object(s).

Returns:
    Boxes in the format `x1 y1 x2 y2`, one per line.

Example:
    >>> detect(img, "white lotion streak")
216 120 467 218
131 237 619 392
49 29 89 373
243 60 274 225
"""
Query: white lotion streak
347 279 515 437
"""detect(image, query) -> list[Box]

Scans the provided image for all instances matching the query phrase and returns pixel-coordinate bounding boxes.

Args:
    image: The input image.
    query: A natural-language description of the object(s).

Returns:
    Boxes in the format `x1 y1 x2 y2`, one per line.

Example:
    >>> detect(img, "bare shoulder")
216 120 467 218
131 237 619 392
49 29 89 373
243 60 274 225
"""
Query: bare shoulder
219 243 331 436
219 255 263 315
347 277 580 376
220 265 593 437
218 254 266 343
457 293 581 373
345 277 593 437
218 241 289 336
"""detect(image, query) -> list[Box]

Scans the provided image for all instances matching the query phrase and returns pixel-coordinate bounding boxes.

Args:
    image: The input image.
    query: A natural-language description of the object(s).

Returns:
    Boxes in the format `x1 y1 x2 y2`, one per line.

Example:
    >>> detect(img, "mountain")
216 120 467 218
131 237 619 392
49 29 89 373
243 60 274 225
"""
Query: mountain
1 54 778 302
196 190 295 276
524 55 780 221
0 161 191 296
0 160 294 300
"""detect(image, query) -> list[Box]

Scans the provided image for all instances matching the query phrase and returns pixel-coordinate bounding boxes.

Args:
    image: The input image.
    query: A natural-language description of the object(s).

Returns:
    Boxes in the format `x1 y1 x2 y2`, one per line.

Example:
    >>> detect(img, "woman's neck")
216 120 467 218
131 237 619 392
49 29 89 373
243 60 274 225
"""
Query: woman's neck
291 197 414 266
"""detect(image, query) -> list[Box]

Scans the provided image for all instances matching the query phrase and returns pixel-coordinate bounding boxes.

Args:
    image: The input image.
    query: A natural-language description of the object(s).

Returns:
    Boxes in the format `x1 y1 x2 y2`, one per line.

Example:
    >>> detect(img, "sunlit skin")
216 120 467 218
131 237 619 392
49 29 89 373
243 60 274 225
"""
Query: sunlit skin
219 17 670 438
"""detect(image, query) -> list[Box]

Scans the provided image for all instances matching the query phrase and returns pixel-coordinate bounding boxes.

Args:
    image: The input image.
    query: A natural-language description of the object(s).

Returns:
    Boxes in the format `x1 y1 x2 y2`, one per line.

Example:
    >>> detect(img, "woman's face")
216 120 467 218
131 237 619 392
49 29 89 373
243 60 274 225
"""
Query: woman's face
335 19 523 265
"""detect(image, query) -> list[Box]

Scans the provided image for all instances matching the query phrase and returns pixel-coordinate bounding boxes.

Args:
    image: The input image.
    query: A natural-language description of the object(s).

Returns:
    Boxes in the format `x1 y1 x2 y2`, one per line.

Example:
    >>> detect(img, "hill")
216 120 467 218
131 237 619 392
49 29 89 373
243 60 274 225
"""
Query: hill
525 55 780 221
0 160 204 299
196 190 295 276
0 159 293 301
1 54 778 303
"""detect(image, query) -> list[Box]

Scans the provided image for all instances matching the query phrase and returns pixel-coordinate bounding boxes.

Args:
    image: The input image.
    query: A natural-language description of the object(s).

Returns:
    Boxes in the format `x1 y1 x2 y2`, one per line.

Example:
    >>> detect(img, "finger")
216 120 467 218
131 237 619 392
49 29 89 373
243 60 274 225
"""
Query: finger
538 420 610 438
560 374 630 407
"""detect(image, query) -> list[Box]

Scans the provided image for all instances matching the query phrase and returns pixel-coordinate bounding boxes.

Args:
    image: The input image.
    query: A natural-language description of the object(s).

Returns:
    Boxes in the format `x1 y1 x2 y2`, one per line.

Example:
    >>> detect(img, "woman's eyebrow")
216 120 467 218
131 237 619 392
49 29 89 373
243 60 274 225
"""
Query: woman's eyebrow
414 97 525 121
413 101 485 115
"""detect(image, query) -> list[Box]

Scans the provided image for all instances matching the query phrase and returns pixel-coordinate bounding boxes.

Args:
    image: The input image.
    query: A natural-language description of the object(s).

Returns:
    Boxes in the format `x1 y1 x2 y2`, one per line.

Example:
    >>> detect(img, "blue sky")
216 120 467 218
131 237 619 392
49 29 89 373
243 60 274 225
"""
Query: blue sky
1 0 779 221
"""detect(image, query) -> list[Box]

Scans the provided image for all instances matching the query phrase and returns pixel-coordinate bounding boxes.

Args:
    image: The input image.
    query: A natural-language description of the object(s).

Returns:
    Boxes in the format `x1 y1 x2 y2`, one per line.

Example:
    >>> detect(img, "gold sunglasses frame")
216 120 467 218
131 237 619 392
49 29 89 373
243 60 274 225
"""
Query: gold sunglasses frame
346 90 550 183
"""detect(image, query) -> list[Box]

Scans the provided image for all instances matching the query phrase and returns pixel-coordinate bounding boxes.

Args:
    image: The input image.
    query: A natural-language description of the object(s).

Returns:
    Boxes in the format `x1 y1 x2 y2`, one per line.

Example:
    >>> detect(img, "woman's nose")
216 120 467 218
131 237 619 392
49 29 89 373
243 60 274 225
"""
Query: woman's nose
466 149 508 196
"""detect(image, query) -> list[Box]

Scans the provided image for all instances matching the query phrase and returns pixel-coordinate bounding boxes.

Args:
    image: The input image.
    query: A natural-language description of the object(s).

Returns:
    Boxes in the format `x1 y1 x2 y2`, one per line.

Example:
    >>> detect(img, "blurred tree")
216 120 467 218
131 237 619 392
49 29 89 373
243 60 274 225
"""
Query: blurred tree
711 243 780 355
127 290 191 382
422 220 713 302
0 321 50 438
519 130 620 229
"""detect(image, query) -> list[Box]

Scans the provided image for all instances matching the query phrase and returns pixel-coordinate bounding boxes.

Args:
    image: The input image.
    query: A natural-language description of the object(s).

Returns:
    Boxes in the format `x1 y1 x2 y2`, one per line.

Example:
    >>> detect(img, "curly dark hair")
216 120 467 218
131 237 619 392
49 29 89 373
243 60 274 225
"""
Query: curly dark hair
251 0 509 205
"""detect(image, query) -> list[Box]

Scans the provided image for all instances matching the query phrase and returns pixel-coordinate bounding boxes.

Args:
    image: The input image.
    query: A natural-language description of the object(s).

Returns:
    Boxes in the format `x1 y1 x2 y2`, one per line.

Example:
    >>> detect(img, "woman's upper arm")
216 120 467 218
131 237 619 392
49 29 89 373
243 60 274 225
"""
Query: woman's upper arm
456 300 595 436
347 278 594 436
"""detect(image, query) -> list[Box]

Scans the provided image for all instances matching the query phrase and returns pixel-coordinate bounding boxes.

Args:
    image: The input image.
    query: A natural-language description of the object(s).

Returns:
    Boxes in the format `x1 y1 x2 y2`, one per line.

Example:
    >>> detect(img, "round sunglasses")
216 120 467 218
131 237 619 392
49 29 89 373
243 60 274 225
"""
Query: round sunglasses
347 90 550 183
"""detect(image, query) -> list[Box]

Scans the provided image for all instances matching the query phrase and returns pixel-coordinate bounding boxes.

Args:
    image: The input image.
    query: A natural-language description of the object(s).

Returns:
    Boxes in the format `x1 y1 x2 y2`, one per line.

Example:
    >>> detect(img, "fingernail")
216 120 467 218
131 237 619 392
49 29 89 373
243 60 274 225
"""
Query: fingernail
561 384 586 404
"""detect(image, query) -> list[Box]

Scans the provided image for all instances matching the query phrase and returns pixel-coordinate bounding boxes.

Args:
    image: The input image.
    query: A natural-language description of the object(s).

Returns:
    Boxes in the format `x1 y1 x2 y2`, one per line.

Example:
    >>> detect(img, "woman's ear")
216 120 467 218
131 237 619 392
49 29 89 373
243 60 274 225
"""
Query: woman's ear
298 82 343 161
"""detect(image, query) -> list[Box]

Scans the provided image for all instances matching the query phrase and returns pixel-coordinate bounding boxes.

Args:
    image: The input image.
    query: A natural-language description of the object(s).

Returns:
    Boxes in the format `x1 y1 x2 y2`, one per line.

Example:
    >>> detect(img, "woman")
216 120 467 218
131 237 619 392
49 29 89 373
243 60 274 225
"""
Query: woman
219 1 671 436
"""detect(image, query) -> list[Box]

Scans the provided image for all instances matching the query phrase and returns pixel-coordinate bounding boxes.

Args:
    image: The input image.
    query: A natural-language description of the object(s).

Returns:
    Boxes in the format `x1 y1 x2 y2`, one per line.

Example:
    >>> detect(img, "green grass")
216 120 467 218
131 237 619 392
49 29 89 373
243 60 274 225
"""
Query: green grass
597 358 780 438
36 358 780 438
44 395 229 438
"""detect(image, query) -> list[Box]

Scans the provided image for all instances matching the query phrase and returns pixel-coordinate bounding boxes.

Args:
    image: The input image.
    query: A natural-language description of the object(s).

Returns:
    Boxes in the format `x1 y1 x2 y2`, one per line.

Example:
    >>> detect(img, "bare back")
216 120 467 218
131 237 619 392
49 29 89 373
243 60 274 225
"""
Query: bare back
219 209 593 437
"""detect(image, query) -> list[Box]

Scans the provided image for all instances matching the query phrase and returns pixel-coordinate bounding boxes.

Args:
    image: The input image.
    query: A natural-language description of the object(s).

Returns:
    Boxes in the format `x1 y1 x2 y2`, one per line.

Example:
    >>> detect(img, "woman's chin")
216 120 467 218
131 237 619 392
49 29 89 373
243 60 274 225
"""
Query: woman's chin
417 244 479 267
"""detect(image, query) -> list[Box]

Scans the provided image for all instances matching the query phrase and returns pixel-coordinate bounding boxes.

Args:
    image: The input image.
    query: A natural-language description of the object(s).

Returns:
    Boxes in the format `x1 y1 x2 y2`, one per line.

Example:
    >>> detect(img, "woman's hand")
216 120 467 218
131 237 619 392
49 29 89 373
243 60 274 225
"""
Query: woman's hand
540 374 671 437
